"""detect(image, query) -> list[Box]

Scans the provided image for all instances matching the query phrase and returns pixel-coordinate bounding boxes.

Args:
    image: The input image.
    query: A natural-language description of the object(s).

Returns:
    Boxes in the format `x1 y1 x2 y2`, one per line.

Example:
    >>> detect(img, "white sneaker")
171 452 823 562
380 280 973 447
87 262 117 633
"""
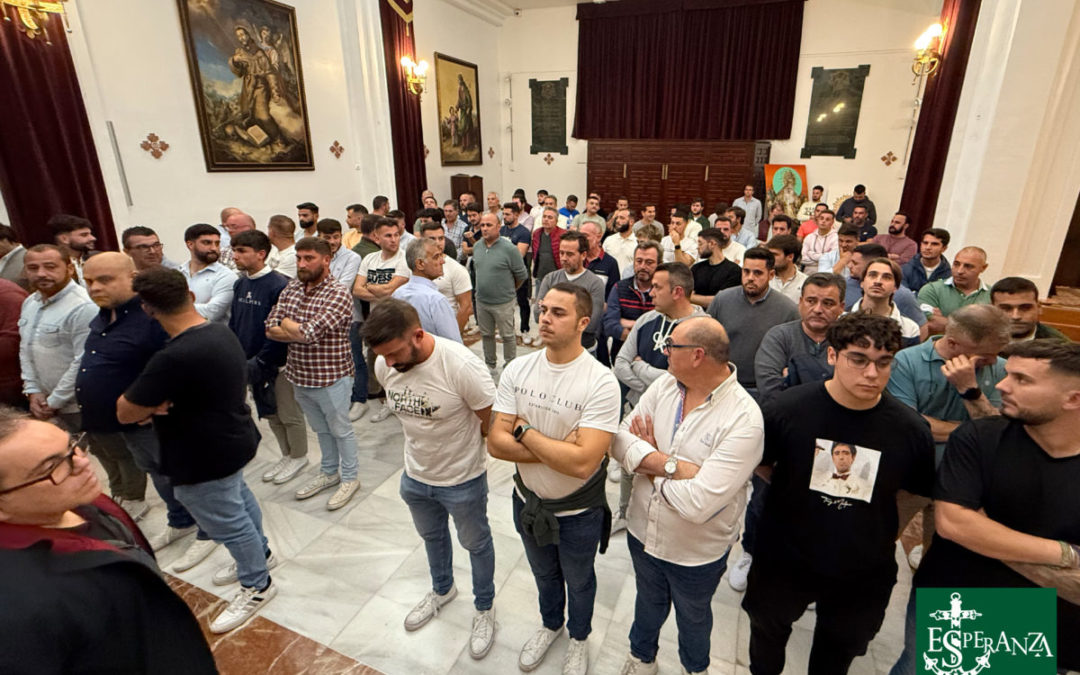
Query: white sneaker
469 608 497 659
116 497 149 522
728 551 752 592
611 514 628 534
907 544 924 569
262 457 290 482
370 403 393 423
295 472 339 500
404 585 458 631
519 626 561 672
209 581 277 633
148 524 196 552
327 479 360 510
349 401 369 421
172 538 219 573
213 552 280 586
273 457 308 485
563 637 589 675
618 653 659 675
608 463 622 483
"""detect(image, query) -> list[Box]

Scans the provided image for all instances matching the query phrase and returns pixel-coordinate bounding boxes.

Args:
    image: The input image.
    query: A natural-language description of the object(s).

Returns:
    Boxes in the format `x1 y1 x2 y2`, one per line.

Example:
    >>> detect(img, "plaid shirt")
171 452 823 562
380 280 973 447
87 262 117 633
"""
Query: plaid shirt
265 275 354 388
444 217 469 249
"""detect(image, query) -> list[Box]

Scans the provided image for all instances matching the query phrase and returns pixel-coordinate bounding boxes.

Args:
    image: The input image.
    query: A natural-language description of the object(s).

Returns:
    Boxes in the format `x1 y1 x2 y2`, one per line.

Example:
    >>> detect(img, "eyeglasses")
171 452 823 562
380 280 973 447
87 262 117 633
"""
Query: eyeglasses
661 337 702 354
840 351 894 371
130 242 163 252
0 432 87 496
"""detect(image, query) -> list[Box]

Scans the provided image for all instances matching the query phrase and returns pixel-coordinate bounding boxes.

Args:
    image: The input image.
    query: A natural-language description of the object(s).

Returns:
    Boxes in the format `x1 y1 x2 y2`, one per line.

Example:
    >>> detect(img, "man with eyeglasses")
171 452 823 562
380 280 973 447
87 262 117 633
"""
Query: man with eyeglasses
611 317 763 675
121 226 182 272
0 410 217 673
743 314 935 675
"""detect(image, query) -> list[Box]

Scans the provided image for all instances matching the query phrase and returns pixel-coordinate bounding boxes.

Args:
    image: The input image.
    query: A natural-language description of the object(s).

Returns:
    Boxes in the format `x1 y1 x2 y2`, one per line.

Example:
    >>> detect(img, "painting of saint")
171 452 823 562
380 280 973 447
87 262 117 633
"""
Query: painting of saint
177 0 313 171
765 164 809 220
435 53 482 165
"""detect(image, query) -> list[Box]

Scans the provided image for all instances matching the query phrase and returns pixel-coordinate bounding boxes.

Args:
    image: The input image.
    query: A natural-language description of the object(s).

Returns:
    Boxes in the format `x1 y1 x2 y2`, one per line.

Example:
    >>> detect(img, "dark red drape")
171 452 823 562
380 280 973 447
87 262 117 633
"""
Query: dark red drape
0 7 117 249
573 0 804 140
899 0 981 240
379 1 427 216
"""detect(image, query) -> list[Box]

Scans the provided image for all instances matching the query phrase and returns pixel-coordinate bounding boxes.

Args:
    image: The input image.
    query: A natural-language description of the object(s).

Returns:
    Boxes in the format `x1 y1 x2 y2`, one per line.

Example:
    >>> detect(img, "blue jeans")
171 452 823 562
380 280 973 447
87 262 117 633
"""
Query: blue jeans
293 376 358 481
349 322 368 404
122 426 208 540
741 474 768 555
172 470 270 589
512 494 604 640
889 590 917 675
628 534 729 673
399 472 495 610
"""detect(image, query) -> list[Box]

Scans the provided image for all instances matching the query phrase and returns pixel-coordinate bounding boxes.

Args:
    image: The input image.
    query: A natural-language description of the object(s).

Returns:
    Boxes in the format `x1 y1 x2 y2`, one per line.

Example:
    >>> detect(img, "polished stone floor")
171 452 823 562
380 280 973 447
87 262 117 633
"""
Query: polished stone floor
126 339 928 674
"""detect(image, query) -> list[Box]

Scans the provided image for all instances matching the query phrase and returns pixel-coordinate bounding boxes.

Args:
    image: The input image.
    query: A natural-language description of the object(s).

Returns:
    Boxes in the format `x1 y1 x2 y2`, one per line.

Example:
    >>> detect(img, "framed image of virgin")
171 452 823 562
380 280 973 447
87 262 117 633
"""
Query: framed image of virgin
434 52 482 166
176 0 313 171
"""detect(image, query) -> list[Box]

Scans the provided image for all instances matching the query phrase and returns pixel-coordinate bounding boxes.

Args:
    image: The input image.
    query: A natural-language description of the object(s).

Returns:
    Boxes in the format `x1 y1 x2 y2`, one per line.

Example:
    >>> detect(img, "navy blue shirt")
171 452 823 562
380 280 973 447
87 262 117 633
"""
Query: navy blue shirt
587 252 620 299
500 224 531 250
228 270 290 366
76 296 169 432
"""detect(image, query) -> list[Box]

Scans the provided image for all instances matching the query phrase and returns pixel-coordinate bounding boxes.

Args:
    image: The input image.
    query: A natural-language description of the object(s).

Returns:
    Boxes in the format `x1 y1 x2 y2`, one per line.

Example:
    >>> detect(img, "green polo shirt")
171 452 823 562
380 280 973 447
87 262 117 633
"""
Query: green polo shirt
473 236 528 306
917 278 990 317
886 337 1006 457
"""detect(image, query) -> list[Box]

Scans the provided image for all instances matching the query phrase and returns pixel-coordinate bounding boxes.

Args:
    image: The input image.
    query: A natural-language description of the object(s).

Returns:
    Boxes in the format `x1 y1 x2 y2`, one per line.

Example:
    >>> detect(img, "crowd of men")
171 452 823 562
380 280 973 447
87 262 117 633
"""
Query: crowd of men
0 184 1077 675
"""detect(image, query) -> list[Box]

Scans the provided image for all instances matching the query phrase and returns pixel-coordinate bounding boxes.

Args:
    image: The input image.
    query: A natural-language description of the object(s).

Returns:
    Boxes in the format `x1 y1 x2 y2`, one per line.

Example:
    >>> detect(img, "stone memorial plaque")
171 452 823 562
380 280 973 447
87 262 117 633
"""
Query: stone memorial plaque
801 65 870 159
530 78 568 155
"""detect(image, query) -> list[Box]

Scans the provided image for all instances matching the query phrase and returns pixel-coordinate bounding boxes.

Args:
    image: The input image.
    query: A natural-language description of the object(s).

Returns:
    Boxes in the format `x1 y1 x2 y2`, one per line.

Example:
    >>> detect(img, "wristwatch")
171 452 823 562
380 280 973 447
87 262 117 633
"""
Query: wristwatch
663 455 678 479
513 424 533 442
960 387 981 401
673 244 681 250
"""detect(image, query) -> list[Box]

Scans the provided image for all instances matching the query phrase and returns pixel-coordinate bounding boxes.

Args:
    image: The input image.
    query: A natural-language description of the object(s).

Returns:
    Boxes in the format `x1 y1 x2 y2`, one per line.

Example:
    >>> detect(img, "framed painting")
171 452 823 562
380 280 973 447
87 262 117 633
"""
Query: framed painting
176 0 313 171
764 164 809 219
434 52 482 166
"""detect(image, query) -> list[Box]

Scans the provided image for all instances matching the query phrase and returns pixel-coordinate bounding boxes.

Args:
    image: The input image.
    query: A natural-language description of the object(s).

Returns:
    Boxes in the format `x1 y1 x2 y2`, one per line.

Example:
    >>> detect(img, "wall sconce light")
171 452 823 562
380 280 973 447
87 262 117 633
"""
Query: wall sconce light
912 23 943 77
400 56 429 96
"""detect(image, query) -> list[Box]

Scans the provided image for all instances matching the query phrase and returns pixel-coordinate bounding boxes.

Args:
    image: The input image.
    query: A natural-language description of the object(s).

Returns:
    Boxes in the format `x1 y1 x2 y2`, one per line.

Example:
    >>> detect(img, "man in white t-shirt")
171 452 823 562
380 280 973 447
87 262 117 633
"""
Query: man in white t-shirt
366 299 498 661
419 222 473 333
353 217 411 422
487 283 621 675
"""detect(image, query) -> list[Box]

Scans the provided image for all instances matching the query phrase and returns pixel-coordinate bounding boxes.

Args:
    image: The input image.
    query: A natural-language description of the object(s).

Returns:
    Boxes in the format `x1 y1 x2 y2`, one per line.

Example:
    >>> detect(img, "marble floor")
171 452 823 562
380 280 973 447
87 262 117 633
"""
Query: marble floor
129 339 917 675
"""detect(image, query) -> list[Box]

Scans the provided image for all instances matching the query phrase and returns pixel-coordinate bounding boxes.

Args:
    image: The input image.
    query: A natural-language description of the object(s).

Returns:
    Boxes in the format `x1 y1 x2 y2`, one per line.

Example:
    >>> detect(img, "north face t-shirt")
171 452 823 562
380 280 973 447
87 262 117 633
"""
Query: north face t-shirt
757 381 935 579
376 336 495 486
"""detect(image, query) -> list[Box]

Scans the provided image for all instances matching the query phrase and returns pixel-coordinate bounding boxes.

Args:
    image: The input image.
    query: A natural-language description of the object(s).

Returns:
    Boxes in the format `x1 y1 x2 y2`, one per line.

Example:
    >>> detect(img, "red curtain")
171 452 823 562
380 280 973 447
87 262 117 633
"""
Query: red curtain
573 0 804 140
899 0 981 240
379 0 427 217
0 6 117 248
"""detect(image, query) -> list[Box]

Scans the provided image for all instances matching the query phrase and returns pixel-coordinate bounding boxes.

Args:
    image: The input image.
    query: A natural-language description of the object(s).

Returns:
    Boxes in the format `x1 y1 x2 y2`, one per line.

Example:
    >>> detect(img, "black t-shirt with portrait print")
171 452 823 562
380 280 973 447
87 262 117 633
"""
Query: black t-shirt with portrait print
756 381 935 581
124 322 260 486
913 417 1080 668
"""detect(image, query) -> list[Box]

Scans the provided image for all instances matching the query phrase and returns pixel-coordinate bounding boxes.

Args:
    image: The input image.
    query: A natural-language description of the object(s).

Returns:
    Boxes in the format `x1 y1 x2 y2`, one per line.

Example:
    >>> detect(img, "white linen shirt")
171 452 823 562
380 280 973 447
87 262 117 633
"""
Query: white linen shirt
180 261 237 322
610 368 763 565
18 282 97 413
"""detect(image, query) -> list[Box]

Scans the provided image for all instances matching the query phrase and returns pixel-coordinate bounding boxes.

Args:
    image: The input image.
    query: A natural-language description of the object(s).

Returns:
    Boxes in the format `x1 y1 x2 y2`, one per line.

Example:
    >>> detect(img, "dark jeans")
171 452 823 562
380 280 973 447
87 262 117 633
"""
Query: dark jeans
349 321 368 403
512 493 604 640
740 474 769 555
627 534 729 673
85 431 146 501
515 276 531 332
743 560 893 675
399 472 495 610
122 426 207 538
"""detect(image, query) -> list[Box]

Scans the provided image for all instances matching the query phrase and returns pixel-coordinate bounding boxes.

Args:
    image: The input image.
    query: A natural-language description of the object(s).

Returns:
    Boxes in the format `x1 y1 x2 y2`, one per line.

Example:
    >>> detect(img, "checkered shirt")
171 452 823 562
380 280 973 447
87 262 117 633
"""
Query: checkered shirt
265 276 354 388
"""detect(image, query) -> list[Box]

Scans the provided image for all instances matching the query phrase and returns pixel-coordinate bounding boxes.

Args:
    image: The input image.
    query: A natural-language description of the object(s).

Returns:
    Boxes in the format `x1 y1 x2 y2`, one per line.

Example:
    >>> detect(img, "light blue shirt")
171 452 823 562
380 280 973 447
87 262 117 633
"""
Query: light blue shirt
735 197 763 232
393 276 463 343
732 224 759 250
18 281 98 412
180 261 237 322
330 246 364 321
816 249 852 278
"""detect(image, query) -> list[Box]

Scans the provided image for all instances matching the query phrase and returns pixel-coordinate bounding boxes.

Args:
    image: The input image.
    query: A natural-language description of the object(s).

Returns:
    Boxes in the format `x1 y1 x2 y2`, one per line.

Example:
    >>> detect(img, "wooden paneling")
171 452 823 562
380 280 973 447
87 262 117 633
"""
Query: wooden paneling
587 140 757 221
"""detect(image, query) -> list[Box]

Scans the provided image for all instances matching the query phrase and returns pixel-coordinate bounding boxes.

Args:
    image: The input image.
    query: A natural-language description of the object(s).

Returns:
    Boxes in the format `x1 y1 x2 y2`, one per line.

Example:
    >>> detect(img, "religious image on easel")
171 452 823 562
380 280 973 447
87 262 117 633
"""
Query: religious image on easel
765 164 809 219
176 0 313 171
434 52 482 166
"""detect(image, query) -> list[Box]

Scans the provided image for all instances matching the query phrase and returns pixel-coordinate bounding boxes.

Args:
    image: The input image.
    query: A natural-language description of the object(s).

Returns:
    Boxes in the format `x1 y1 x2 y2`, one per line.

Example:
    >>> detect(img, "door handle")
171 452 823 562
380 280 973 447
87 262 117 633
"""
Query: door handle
662 164 668 180
623 163 627 179
704 165 709 182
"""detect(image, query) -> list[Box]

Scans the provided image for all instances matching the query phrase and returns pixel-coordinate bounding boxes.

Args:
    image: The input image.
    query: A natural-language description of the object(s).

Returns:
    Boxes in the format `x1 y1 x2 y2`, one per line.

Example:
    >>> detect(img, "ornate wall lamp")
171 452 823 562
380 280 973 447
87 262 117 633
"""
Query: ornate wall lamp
400 55 429 96
913 23 944 77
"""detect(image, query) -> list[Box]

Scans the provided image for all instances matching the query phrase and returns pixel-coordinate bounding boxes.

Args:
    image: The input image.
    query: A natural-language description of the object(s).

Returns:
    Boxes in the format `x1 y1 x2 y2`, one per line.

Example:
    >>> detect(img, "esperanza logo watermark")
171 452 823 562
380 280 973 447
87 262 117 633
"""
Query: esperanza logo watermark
916 588 1057 674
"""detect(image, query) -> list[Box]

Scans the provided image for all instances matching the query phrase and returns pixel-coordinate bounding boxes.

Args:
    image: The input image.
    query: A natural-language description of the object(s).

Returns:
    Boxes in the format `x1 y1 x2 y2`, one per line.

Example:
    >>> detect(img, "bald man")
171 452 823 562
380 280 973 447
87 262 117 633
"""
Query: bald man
918 246 992 335
218 206 243 248
77 254 204 551
611 317 763 675
220 211 256 271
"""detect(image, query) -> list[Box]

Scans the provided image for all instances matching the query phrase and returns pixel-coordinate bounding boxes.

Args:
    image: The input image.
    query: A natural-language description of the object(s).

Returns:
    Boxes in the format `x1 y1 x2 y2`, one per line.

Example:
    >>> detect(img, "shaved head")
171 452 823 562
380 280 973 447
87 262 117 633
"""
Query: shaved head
84 251 134 275
224 212 256 236
680 316 731 365
956 246 987 264
82 252 137 309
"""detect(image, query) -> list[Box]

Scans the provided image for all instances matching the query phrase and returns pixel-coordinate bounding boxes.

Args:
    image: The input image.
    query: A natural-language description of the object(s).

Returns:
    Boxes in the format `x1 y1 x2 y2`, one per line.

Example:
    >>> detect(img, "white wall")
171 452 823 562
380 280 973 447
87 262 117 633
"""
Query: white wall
0 191 8 225
65 0 395 255
497 7 585 204
769 0 943 215
413 0 504 204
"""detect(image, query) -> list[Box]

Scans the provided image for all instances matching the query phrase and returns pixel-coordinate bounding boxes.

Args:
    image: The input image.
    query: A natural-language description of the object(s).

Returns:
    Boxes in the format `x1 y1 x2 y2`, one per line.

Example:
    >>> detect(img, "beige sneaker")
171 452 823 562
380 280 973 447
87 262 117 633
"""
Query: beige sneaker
327 479 360 511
